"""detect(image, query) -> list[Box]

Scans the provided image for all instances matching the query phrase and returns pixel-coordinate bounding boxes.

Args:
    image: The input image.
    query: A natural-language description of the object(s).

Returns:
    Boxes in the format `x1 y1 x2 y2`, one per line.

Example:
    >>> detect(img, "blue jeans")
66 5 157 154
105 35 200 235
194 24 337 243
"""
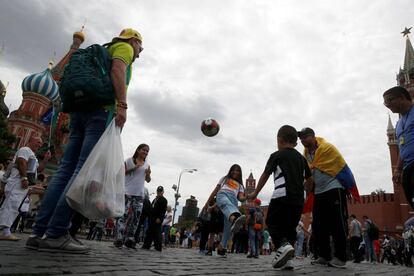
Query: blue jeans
248 226 260 256
295 231 304 257
216 190 240 248
364 234 376 262
33 109 110 238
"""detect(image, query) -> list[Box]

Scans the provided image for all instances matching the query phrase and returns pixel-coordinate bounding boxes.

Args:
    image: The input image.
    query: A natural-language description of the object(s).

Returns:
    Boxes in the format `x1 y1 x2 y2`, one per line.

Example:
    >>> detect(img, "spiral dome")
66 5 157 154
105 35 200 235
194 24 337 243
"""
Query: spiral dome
21 66 59 102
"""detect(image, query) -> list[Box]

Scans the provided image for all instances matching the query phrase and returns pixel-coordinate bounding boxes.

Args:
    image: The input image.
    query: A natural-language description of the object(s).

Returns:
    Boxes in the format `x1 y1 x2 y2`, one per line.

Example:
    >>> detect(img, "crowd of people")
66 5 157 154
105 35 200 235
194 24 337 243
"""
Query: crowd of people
0 26 414 271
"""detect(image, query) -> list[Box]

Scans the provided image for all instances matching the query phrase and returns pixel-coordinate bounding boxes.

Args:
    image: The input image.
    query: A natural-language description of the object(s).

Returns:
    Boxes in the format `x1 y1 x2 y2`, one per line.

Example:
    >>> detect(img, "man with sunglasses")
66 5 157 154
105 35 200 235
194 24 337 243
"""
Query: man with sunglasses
383 86 414 211
26 28 143 253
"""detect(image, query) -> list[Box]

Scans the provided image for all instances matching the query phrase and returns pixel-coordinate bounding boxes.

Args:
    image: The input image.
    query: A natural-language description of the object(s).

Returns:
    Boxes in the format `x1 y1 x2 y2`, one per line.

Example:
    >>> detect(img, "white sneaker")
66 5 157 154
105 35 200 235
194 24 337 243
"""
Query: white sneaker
283 259 294 270
329 257 346 268
272 243 295 269
230 215 246 234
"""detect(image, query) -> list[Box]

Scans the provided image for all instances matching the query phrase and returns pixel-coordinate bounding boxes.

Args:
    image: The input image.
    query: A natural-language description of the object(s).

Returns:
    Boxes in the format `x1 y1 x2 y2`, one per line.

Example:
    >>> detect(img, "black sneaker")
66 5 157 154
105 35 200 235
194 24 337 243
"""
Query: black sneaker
247 254 253 258
113 239 123 249
217 248 227 257
25 236 41 250
38 234 90 254
124 239 136 249
205 250 213 256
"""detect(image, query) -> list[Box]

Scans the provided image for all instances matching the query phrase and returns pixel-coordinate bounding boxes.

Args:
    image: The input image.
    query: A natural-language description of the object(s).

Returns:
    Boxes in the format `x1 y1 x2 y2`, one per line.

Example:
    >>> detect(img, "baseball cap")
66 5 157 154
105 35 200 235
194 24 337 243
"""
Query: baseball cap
113 28 142 43
298 127 315 138
157 186 164 192
254 198 261 205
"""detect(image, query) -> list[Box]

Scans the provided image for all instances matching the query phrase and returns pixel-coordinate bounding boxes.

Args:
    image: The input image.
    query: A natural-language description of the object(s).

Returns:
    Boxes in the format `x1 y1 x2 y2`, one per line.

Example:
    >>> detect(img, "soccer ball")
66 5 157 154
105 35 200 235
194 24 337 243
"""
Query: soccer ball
201 118 220 137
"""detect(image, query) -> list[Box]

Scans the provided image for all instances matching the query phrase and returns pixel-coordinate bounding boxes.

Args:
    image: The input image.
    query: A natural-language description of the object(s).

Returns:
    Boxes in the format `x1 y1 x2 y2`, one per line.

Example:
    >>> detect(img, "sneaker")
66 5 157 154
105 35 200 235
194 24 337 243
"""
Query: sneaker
25 236 41 250
283 259 295 270
329 257 346 268
253 255 259 259
272 243 295 269
311 257 329 266
231 215 246 234
247 254 253 258
205 250 212 256
124 239 136 249
114 239 123 249
217 248 227 257
0 234 21 241
38 234 90 254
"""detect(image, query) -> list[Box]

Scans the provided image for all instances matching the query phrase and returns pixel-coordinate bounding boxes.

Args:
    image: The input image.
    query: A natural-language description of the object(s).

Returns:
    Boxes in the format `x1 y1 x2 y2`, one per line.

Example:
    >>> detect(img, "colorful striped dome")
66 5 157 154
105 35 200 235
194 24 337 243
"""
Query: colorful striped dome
21 67 59 102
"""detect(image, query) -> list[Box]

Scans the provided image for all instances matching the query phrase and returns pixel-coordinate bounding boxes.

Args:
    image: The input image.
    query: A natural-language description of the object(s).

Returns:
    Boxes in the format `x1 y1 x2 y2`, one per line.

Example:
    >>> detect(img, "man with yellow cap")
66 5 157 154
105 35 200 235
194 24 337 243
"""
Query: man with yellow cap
26 28 143 254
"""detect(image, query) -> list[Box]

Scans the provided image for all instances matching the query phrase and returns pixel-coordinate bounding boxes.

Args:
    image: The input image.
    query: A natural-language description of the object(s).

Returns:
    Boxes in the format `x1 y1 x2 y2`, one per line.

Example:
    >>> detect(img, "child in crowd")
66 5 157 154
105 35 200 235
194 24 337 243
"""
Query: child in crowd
248 125 312 270
203 164 247 257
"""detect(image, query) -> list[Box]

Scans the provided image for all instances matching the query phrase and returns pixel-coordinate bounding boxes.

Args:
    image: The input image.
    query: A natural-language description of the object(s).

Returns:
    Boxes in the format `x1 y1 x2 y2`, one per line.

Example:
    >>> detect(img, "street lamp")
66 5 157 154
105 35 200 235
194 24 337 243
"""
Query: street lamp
172 168 197 224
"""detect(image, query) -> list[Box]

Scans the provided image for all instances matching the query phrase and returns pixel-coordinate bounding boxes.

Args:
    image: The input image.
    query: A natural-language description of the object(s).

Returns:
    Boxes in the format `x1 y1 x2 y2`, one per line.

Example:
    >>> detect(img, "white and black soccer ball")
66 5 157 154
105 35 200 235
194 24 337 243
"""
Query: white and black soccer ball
201 118 220 137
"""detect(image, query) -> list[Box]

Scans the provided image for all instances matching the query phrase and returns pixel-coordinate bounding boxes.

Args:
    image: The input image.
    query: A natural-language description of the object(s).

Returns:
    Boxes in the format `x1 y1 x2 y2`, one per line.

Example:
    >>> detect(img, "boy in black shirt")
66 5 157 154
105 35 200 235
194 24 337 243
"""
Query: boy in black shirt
248 125 312 270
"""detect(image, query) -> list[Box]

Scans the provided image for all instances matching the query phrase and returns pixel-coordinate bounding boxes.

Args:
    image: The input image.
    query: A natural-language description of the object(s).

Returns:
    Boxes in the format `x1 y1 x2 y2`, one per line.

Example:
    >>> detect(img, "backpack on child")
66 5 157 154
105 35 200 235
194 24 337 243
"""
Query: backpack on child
254 210 264 231
59 44 115 112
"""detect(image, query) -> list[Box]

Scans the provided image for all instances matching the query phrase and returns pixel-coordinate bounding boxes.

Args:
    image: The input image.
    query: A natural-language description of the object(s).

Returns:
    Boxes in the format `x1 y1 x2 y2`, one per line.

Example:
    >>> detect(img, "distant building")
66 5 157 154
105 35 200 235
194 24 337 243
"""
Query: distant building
178 196 199 224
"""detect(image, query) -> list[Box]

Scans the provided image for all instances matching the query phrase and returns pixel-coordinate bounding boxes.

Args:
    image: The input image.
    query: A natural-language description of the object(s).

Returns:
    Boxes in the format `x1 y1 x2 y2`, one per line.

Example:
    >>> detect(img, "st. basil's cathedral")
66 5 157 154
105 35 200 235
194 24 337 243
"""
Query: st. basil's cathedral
1 28 86 173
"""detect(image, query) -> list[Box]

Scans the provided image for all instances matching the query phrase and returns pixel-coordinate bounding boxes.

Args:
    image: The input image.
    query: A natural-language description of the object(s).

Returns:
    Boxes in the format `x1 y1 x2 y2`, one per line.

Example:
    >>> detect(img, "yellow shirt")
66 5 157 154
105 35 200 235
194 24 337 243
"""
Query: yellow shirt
107 42 133 86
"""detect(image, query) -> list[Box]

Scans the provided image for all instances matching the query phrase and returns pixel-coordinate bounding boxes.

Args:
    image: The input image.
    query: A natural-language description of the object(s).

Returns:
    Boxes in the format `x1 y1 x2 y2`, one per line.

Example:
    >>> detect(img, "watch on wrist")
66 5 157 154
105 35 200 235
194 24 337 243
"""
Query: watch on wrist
21 176 28 181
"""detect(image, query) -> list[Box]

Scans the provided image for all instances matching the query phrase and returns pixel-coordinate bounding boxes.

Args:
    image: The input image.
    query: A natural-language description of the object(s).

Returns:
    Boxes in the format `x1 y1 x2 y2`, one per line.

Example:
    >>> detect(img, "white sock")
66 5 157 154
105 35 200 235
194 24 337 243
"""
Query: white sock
3 227 11 236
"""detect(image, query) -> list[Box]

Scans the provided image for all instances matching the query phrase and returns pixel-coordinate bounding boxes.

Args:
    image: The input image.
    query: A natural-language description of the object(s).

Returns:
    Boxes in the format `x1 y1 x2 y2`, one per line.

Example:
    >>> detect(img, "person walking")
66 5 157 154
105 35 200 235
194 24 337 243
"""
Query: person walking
349 214 363 263
0 136 48 241
162 205 173 247
26 28 144 253
299 127 359 268
362 215 378 263
203 164 247 257
114 143 151 249
246 198 263 258
142 186 167 251
248 125 312 270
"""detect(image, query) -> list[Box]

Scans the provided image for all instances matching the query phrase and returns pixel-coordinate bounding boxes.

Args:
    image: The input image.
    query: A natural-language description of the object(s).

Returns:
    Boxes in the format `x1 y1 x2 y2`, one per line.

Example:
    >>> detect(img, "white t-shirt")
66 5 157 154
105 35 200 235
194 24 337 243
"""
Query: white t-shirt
218 176 245 198
20 196 31 212
124 157 149 197
7 147 38 192
163 211 173 226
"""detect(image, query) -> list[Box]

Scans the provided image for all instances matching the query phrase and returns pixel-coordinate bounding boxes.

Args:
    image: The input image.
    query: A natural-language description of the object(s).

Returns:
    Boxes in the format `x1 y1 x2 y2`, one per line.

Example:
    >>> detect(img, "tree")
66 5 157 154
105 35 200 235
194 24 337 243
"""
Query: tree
0 113 16 163
370 188 386 196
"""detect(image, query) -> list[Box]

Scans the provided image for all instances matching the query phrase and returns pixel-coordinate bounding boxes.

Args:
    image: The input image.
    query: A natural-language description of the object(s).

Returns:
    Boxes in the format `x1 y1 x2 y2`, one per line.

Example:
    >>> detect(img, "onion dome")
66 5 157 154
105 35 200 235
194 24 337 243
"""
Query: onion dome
21 62 59 102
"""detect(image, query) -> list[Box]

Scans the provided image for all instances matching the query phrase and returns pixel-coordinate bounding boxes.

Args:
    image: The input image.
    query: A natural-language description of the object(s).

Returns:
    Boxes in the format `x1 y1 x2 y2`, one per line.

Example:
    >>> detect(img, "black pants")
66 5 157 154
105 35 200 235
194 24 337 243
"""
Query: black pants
350 236 362 262
313 188 348 262
266 199 303 249
199 222 209 251
143 219 162 251
402 163 414 210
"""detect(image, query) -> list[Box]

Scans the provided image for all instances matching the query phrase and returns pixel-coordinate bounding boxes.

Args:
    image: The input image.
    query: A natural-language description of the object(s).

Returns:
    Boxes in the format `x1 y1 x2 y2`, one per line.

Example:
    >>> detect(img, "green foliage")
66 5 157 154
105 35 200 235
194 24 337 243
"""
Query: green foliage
0 113 16 163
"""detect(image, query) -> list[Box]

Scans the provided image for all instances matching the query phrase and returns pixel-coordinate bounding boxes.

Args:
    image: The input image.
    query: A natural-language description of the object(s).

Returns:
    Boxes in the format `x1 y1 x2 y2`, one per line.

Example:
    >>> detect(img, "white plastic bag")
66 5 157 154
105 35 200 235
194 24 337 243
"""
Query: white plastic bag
66 119 125 219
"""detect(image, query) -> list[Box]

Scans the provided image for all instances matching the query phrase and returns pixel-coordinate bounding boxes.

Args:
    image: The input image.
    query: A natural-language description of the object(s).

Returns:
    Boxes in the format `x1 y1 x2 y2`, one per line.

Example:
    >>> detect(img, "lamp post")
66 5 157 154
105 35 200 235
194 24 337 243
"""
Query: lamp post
172 168 197 224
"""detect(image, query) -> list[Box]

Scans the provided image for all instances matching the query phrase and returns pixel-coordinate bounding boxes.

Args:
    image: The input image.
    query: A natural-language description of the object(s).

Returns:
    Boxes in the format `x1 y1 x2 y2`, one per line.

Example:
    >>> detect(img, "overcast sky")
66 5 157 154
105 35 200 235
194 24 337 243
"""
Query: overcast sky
1 0 413 218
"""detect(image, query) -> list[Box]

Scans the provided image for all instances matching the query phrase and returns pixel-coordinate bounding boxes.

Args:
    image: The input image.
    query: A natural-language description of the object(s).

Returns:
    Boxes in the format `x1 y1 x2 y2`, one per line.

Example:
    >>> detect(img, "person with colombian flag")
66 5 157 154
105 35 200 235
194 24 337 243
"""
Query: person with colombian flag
299 127 360 268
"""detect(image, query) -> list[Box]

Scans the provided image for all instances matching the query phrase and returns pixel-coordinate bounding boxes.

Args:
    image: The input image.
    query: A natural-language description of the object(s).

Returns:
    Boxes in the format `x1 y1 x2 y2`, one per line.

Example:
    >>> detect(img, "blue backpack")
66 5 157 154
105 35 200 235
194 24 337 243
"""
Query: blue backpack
59 44 115 112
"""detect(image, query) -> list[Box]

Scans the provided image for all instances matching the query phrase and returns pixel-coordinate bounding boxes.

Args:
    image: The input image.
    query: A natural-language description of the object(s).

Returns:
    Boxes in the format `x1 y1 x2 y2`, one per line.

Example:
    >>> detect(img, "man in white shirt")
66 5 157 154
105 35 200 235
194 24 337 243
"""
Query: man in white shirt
0 136 48 241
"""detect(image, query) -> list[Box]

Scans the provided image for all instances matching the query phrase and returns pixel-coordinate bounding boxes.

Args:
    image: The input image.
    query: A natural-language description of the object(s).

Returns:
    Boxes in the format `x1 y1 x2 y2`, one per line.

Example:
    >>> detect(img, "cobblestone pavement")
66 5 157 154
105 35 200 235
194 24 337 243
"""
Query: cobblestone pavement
0 234 413 275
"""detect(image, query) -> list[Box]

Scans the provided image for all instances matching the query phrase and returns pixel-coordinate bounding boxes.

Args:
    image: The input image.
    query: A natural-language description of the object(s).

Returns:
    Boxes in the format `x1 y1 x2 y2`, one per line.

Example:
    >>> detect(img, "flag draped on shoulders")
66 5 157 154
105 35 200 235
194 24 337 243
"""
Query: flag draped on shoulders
303 137 360 213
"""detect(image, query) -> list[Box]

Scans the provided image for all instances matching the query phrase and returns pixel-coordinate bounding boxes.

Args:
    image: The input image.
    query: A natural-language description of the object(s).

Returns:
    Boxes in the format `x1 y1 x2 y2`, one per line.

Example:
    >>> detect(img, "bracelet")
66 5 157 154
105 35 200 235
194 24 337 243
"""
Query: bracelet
117 102 128 109
21 176 28 181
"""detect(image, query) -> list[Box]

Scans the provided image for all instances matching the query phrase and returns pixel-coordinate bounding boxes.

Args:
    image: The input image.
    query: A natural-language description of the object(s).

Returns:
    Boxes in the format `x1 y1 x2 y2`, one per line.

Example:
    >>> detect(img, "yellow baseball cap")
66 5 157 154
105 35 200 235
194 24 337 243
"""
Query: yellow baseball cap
114 28 142 43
